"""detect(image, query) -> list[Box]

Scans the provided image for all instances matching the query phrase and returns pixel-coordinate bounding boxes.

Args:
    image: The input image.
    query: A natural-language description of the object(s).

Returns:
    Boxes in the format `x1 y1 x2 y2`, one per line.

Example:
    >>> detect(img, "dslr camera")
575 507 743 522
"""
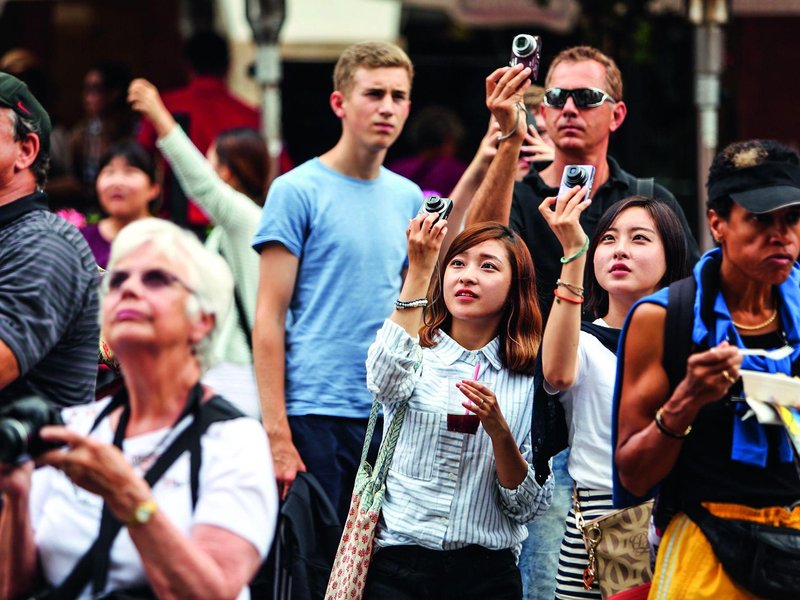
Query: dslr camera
558 165 596 202
0 396 64 464
510 34 542 81
418 195 453 224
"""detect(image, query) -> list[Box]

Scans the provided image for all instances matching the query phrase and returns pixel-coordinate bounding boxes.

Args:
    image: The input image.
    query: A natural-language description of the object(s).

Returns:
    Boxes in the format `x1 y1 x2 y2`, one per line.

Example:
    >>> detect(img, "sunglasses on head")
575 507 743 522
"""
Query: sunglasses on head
104 268 193 294
543 87 616 109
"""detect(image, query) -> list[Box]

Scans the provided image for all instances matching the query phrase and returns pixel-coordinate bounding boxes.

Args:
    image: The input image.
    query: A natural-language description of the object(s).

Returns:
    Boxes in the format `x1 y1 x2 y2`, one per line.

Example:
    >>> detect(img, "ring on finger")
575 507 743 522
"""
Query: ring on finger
722 369 736 385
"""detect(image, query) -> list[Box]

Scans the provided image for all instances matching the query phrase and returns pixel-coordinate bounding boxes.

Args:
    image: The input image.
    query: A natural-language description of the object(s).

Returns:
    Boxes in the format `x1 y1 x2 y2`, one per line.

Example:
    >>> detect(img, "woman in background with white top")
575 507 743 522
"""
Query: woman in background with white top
537 189 691 599
128 79 269 419
362 215 552 600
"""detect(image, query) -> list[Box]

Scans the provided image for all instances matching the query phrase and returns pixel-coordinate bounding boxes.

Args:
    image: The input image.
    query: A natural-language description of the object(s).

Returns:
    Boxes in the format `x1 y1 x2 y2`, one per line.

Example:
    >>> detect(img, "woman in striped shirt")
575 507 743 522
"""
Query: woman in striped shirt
537 189 691 599
362 215 553 600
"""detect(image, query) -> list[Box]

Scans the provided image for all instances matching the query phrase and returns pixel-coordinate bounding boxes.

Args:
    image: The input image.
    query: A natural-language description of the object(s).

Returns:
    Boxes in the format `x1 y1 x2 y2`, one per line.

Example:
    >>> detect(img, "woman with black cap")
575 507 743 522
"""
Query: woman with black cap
614 139 800 599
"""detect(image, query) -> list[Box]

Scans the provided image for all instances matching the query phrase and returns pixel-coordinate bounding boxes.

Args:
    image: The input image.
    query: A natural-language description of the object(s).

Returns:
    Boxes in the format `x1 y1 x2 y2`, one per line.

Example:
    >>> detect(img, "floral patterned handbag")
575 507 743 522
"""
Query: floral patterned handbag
324 395 409 600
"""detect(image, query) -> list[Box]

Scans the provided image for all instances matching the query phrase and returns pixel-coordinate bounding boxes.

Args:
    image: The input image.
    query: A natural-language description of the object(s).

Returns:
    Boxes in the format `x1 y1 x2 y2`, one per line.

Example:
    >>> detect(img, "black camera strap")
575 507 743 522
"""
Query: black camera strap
45 384 242 600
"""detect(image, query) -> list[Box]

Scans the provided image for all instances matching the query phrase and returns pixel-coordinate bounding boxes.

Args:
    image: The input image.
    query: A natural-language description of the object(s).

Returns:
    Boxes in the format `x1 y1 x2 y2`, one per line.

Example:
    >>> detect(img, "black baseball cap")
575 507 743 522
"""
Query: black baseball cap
707 161 800 214
0 72 51 153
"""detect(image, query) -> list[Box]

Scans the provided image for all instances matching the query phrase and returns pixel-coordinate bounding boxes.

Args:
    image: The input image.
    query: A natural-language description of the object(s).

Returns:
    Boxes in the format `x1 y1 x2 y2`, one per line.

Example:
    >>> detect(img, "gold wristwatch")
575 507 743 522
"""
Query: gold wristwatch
127 498 157 527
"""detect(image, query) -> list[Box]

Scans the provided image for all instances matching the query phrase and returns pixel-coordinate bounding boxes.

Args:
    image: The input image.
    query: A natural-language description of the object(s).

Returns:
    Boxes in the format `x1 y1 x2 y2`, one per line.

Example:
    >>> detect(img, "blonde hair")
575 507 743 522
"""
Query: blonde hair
545 46 623 101
333 41 414 96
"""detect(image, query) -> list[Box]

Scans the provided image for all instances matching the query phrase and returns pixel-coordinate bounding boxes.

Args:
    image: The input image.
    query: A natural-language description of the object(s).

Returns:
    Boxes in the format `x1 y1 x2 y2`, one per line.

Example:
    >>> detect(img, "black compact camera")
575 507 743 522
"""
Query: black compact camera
510 34 542 81
558 165 596 202
418 195 453 224
0 396 65 464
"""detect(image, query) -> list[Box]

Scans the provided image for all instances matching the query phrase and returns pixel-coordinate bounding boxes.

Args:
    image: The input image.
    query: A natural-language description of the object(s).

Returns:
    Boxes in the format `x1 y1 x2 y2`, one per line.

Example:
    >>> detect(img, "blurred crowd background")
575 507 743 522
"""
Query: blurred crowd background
0 0 797 242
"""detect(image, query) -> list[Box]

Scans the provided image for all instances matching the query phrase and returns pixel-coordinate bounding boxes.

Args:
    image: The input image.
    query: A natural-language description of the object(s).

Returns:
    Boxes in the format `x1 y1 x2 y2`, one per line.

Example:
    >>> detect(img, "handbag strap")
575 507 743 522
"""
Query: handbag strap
355 394 410 490
373 400 410 487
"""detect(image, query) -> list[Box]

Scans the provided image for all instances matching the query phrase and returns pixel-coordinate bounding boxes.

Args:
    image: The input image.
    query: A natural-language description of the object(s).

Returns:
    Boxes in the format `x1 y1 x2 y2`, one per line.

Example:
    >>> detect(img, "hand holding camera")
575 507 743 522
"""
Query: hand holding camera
484 34 542 144
407 201 449 279
558 165 595 202
509 34 542 81
538 169 593 254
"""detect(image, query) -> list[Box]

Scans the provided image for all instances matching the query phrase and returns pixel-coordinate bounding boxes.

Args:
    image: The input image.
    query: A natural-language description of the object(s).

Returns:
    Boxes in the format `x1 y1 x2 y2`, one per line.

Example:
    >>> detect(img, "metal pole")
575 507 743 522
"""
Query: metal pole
691 0 727 252
694 23 723 251
246 0 285 184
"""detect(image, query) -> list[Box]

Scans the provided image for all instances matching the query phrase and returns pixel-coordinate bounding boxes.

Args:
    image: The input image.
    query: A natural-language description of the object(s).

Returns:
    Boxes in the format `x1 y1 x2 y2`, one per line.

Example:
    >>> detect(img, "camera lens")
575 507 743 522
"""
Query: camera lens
0 418 30 464
512 35 536 57
564 167 588 187
425 196 444 212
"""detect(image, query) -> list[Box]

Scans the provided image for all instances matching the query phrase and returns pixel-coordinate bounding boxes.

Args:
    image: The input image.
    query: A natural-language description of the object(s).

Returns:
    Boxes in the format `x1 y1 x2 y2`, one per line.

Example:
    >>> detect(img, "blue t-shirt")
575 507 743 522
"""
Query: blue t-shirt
253 158 422 417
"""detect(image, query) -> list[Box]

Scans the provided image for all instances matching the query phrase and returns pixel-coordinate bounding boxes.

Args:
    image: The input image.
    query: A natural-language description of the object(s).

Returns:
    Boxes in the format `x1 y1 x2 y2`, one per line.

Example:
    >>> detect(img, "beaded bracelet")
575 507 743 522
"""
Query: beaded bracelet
553 289 583 305
395 298 428 310
560 236 590 264
654 406 692 439
556 279 584 298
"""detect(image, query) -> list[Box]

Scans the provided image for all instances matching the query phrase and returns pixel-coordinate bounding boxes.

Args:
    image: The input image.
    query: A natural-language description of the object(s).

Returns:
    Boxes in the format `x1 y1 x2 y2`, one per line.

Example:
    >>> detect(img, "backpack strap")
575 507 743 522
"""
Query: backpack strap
633 177 655 198
48 392 244 600
663 276 697 390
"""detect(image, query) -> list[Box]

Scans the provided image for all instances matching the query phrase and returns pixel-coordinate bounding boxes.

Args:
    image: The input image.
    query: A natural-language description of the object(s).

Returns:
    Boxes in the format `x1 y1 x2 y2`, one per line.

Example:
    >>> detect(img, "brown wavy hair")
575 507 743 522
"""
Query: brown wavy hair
419 222 542 374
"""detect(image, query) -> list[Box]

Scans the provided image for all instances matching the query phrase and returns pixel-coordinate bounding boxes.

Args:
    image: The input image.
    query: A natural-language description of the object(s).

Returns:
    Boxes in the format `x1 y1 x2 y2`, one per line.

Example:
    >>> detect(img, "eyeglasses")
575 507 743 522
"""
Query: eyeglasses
543 87 616 109
104 268 194 294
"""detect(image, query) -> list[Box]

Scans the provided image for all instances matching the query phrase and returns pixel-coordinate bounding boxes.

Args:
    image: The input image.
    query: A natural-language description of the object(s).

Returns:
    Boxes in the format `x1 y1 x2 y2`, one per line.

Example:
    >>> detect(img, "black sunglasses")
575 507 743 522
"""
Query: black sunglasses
104 268 193 293
543 87 616 109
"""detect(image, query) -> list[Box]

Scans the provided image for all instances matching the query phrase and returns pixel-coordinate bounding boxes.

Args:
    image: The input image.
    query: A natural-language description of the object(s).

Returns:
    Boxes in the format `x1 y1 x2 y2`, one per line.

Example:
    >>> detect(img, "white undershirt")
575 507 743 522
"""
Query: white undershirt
544 319 616 491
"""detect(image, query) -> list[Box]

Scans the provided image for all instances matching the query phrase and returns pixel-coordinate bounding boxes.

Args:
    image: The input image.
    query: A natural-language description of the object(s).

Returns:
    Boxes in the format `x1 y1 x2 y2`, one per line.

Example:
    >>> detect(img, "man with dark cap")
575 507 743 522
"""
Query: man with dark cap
0 73 99 408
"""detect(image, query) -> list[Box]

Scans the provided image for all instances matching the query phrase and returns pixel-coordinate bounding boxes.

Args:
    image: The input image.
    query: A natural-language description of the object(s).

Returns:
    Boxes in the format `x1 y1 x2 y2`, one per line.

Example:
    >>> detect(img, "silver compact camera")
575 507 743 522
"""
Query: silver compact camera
558 165 596 202
510 34 542 81
418 195 453 224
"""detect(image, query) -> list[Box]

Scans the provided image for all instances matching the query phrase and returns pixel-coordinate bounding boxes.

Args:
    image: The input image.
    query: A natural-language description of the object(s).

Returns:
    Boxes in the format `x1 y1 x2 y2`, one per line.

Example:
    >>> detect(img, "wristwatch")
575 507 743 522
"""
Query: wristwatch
127 498 158 527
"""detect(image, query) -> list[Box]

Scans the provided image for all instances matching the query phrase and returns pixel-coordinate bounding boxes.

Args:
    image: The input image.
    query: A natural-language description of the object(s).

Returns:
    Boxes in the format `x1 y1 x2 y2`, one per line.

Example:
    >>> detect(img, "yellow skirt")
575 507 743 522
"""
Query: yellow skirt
648 502 800 600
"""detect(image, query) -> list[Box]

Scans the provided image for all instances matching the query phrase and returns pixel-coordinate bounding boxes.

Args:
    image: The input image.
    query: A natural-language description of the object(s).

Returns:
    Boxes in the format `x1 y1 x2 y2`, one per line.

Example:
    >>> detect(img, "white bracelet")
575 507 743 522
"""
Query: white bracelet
395 298 428 310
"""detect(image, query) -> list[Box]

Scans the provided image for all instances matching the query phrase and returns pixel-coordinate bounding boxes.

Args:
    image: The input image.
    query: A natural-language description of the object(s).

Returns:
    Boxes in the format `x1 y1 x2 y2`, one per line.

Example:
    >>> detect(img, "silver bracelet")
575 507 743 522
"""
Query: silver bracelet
496 102 525 142
395 298 428 310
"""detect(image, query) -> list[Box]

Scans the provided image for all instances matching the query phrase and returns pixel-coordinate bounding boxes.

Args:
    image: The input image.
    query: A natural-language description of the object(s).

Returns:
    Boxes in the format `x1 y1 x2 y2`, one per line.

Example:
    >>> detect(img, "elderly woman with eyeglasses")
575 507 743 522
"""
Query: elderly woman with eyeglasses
0 218 277 600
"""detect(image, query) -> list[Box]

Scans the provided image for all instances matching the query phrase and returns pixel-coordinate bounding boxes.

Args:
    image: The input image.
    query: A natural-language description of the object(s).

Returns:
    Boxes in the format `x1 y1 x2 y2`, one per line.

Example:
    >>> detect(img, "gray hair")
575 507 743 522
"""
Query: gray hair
7 108 50 189
105 218 233 372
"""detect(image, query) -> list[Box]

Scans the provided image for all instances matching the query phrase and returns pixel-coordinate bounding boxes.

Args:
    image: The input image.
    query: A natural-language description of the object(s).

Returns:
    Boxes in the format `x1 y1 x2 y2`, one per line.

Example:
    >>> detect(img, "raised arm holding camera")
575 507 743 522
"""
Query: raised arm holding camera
466 45 698 317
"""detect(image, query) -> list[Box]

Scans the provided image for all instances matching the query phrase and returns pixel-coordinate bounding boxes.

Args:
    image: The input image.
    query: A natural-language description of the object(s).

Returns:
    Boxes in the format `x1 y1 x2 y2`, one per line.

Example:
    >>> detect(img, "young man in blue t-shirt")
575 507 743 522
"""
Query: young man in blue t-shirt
252 41 422 518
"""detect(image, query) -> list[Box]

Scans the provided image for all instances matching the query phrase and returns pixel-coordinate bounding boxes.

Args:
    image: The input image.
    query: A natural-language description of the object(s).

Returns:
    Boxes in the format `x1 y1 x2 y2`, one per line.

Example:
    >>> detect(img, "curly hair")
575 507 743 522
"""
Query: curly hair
706 139 800 218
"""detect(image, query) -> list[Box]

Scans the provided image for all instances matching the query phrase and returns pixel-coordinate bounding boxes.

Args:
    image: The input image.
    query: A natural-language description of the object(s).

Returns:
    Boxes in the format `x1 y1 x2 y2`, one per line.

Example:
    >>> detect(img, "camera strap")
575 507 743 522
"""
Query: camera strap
45 384 243 600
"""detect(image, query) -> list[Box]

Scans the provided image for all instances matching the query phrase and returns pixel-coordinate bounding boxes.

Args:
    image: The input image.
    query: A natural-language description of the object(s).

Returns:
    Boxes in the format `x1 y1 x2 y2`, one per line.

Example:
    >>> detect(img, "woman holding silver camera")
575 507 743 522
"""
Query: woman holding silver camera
0 218 277 600
536 188 690 599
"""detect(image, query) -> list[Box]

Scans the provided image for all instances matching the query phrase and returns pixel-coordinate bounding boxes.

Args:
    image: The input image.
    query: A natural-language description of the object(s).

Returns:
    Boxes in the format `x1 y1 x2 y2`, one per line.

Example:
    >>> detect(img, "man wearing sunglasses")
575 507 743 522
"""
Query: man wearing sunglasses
466 46 698 316
0 73 99 410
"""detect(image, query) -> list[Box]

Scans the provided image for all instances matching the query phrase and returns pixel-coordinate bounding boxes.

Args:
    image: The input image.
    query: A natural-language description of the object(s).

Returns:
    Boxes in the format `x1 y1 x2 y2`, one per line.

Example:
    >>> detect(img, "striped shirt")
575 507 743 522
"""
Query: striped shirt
366 320 553 557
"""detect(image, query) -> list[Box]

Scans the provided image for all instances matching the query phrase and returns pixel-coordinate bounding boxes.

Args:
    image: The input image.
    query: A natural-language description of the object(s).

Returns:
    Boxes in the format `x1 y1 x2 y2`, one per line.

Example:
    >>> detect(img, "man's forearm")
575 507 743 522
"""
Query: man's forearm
465 138 524 227
253 320 290 440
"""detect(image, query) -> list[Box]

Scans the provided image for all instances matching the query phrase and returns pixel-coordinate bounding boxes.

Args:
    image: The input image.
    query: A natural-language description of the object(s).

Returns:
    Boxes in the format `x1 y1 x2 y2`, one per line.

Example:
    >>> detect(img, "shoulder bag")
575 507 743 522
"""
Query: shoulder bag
574 486 653 599
324 394 409 600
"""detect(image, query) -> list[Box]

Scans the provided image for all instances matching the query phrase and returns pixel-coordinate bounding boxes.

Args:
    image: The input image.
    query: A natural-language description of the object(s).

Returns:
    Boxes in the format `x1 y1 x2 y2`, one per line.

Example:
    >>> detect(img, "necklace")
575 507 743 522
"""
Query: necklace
731 307 778 331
